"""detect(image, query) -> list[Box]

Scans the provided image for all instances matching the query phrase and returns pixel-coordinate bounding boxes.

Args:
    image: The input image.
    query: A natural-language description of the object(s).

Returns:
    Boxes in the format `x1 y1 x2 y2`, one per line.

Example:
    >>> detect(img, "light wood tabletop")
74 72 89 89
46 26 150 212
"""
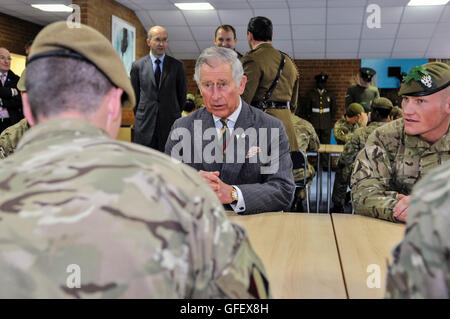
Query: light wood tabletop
227 212 347 299
325 144 344 154
331 214 406 299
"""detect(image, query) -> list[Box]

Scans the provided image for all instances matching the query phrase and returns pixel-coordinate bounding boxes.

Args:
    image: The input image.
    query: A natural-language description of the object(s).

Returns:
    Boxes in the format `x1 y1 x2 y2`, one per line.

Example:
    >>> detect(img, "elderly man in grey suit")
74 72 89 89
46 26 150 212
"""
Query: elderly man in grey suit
165 47 295 214
131 26 187 152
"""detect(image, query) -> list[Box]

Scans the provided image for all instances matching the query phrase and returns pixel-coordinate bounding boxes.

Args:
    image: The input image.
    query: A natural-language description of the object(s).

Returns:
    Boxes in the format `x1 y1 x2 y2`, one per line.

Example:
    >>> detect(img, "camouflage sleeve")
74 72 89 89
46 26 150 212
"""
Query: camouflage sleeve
334 121 351 144
350 133 400 222
0 118 29 159
294 125 310 153
339 133 361 183
241 56 260 105
293 125 317 182
308 126 320 152
385 164 450 298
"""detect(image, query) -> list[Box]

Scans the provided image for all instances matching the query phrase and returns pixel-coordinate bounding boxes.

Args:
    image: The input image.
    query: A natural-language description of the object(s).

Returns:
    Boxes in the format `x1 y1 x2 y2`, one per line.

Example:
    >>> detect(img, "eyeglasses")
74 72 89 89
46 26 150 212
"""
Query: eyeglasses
0 56 12 62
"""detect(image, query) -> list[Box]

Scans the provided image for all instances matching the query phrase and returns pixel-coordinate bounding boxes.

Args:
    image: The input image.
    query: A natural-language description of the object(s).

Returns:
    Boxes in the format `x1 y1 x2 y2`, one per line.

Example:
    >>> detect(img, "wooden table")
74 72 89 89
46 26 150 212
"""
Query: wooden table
227 212 347 299
331 214 405 299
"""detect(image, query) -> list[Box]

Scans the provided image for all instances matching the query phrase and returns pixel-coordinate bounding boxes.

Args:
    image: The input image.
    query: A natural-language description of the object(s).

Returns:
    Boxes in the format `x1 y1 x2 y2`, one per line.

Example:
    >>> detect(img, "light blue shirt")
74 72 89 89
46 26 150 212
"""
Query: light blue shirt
150 52 165 75
211 99 246 213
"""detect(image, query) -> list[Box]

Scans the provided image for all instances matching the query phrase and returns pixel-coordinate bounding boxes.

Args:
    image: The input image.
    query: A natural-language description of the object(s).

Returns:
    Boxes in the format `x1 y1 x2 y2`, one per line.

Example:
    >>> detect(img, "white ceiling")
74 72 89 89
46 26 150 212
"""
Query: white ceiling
1 0 449 59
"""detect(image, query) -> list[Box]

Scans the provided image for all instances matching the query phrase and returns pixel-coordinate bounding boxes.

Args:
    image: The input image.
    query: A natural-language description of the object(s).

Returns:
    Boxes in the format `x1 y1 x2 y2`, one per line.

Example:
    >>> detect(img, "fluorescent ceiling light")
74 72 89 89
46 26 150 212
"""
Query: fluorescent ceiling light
31 4 73 12
408 0 448 6
174 2 214 10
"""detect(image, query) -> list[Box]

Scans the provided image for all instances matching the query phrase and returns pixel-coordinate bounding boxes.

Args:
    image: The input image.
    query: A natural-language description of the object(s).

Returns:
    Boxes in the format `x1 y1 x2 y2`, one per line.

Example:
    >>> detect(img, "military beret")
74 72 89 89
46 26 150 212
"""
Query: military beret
186 93 195 101
360 67 376 82
399 62 450 97
372 97 393 110
347 103 365 117
17 69 26 92
27 21 135 109
390 106 403 119
315 72 328 82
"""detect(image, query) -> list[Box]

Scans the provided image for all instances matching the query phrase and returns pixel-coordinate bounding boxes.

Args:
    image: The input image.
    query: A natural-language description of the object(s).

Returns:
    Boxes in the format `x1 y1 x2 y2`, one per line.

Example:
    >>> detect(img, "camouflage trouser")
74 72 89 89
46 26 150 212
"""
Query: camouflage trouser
293 164 315 200
331 165 351 205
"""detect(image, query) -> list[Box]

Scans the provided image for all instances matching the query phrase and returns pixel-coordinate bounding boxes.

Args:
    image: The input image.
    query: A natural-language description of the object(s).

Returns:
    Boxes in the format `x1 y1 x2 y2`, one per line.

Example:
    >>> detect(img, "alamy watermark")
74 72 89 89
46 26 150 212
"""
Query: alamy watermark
168 120 280 174
366 264 381 289
66 264 81 288
66 4 81 29
367 4 381 29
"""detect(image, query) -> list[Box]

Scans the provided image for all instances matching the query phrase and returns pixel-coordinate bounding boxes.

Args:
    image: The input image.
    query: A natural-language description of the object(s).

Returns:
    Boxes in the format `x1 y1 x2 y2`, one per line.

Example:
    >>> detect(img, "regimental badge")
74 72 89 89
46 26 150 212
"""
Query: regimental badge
420 74 433 88
403 65 435 90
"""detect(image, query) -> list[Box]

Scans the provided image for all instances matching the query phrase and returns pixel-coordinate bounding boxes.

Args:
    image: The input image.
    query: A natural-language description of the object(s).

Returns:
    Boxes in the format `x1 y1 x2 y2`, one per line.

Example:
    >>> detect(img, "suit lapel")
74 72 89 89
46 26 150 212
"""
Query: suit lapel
144 55 157 88
160 56 170 88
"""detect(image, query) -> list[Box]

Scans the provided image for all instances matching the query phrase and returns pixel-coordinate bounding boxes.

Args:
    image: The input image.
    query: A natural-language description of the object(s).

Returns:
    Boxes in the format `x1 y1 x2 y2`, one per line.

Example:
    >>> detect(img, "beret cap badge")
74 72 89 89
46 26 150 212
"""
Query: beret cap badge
403 66 435 90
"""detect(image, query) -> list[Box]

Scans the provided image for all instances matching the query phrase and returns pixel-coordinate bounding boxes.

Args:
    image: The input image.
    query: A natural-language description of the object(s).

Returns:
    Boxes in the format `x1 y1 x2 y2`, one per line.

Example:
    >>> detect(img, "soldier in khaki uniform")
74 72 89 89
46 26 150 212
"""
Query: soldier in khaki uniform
385 161 450 298
0 22 270 299
333 102 368 145
290 112 320 210
301 72 336 144
351 62 450 223
389 105 403 120
0 70 29 159
345 67 380 113
331 97 393 212
241 16 299 151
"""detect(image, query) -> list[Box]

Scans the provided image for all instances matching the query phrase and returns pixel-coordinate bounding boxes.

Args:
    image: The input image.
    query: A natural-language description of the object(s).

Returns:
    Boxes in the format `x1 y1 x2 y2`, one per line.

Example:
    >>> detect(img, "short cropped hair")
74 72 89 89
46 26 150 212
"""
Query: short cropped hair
247 16 272 42
215 24 237 39
194 47 244 87
26 56 114 120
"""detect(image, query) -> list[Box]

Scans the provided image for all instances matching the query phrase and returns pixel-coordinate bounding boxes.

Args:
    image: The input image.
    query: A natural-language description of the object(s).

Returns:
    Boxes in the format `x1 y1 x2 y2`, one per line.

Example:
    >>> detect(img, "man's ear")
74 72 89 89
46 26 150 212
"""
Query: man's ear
239 75 247 95
21 92 36 126
104 87 123 139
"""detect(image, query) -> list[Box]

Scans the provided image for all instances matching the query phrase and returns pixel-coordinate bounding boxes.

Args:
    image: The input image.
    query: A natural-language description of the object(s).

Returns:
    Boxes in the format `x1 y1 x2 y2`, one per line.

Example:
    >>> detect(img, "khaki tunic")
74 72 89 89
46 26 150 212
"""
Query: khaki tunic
241 42 299 151
345 84 380 113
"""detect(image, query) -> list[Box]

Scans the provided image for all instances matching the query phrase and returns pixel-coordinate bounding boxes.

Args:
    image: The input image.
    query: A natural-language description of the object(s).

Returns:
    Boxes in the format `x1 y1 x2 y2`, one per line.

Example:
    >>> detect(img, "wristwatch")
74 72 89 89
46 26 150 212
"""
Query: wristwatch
231 187 239 203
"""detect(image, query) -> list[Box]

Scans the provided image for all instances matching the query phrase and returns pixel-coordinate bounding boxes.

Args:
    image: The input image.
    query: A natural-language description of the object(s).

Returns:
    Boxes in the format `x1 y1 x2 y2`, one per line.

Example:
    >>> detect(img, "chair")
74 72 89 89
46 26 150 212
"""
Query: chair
290 150 311 213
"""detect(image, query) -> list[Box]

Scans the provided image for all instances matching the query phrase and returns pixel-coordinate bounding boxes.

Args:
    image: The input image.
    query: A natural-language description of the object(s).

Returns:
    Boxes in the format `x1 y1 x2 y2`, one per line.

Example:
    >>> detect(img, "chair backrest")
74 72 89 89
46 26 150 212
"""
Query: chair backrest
290 150 307 171
330 128 337 145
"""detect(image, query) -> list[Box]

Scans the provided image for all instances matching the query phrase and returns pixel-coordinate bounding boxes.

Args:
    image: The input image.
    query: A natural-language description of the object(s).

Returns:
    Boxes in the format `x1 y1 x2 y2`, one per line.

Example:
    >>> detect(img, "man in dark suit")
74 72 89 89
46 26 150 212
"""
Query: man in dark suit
131 26 187 152
0 48 23 134
165 47 295 214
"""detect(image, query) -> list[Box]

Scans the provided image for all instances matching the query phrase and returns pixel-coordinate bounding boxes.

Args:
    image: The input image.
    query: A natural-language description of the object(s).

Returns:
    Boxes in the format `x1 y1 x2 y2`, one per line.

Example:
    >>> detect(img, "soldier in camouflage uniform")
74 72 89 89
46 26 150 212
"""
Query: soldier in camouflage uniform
345 67 380 113
389 106 403 120
385 161 450 298
333 102 368 145
241 16 299 151
351 62 450 223
290 112 320 210
331 97 393 212
0 22 270 299
0 70 29 159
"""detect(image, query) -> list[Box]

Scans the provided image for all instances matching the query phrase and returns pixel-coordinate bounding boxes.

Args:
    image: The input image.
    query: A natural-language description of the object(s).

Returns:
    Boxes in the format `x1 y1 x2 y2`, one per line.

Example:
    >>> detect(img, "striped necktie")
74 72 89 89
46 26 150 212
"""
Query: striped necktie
219 119 229 159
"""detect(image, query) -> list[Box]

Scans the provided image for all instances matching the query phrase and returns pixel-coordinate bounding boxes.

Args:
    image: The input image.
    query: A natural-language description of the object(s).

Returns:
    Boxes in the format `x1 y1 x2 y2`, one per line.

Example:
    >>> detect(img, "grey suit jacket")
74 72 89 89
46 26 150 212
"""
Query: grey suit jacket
131 54 187 149
165 101 295 214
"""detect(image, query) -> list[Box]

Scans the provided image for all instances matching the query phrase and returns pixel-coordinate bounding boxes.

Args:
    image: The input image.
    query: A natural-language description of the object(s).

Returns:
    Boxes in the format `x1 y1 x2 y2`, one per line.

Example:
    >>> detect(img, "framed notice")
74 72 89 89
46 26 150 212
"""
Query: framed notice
111 15 136 75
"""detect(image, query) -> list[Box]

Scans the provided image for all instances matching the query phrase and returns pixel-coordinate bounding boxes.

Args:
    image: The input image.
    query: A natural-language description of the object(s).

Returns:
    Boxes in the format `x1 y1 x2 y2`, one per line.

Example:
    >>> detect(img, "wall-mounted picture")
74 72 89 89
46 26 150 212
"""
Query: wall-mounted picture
111 15 135 75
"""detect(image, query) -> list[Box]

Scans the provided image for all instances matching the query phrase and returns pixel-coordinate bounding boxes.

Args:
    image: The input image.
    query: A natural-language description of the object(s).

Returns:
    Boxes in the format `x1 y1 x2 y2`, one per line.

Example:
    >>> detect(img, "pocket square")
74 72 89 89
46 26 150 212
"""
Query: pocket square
245 146 261 159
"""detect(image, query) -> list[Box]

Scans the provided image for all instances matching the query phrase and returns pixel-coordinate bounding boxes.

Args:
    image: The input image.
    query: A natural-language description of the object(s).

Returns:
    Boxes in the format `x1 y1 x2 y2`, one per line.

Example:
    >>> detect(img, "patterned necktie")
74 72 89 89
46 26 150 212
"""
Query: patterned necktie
154 59 161 87
219 119 229 159
0 73 6 86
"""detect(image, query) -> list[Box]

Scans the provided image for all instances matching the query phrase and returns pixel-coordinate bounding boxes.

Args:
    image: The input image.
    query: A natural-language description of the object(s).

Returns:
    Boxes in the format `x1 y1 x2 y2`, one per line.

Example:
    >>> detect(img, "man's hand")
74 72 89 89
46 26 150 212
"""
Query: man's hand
198 170 234 204
393 194 410 222
359 112 369 126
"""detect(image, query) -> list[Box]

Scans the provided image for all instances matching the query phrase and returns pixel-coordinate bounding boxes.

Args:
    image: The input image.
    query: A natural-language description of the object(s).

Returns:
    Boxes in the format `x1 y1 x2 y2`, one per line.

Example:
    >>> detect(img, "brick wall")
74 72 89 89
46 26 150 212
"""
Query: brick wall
72 0 148 59
182 58 361 122
0 12 42 55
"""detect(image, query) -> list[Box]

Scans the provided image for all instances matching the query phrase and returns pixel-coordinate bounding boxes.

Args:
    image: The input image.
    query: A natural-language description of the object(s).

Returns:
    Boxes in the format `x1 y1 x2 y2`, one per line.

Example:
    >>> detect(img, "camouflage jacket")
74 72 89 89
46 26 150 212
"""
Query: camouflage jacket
0 118 270 299
0 118 29 159
291 113 320 183
351 118 450 222
339 121 386 183
385 161 450 298
333 117 361 145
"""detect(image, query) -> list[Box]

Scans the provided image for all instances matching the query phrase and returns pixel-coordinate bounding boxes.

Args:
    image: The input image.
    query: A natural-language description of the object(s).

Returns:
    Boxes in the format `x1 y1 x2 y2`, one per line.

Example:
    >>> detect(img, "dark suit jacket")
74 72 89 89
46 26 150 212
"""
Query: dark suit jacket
165 101 295 214
130 54 187 151
0 70 23 125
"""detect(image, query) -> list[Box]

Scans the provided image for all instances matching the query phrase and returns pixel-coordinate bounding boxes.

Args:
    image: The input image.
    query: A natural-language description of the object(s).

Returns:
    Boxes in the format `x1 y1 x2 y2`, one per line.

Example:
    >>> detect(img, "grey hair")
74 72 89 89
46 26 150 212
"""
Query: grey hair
194 46 244 87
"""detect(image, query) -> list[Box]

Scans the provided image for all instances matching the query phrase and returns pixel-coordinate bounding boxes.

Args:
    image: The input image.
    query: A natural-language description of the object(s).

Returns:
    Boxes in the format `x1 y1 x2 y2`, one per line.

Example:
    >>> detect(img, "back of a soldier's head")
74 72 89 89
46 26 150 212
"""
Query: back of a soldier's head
25 22 134 121
371 97 393 121
247 16 272 42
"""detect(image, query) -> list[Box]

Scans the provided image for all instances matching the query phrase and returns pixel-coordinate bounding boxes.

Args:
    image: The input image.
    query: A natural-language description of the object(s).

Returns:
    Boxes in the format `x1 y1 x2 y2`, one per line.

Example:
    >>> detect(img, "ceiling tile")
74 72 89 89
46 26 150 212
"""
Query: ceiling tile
253 9 290 24
148 10 186 26
327 0 366 7
358 52 392 59
217 10 253 25
361 23 399 39
368 6 404 24
397 23 436 38
292 25 326 40
208 1 251 10
325 53 358 59
233 26 249 42
293 40 325 53
183 11 221 26
273 25 292 40
327 24 361 39
402 5 445 23
169 40 199 53
370 0 409 6
164 26 194 41
391 51 426 58
249 1 288 9
441 4 450 22
135 11 154 30
327 7 365 24
326 40 359 53
291 8 326 24
196 41 215 52
427 37 450 52
434 22 450 35
359 39 395 53
287 0 326 8
393 38 430 52
190 26 216 41
271 40 293 53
